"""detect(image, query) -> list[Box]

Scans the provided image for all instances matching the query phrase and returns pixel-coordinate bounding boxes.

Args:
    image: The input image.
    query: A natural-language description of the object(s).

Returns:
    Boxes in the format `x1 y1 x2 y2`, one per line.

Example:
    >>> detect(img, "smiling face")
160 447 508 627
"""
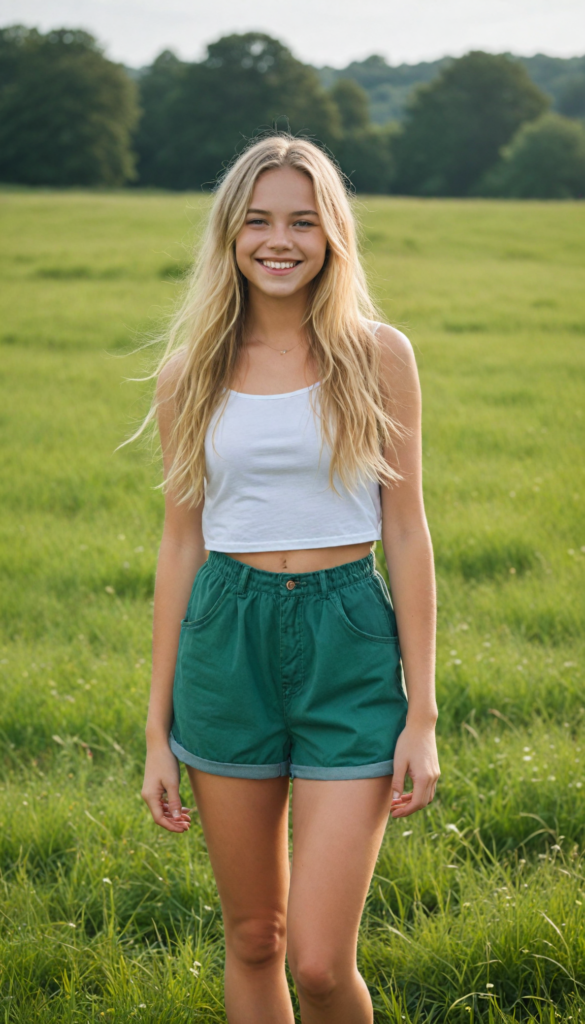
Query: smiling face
235 166 328 299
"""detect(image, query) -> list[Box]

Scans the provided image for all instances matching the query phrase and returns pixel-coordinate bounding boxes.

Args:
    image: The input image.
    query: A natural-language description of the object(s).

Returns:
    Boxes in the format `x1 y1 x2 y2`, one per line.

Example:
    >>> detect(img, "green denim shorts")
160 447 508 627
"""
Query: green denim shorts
169 550 408 780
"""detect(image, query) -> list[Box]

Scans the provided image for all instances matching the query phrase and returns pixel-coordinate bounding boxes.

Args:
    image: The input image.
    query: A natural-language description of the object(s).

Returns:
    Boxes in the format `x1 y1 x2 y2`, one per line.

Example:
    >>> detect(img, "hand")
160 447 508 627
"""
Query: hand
390 719 440 818
141 741 192 833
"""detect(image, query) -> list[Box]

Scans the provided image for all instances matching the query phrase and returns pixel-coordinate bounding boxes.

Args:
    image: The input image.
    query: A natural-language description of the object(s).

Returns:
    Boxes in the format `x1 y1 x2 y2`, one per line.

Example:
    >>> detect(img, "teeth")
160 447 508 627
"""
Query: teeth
261 260 297 269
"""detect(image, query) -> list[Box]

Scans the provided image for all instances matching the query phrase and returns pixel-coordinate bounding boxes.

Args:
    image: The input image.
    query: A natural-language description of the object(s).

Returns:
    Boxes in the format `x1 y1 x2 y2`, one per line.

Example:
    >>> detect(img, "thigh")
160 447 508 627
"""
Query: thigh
186 767 291 926
287 777 394 965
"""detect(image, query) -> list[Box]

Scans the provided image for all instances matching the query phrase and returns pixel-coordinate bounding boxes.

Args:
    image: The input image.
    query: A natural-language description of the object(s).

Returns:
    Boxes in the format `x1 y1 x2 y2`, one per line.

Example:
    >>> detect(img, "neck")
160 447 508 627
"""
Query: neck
244 283 310 344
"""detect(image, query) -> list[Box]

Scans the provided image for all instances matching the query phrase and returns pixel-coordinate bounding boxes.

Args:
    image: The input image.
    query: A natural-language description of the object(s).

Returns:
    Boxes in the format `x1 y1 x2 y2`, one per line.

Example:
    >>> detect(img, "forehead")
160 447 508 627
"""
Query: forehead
249 166 316 211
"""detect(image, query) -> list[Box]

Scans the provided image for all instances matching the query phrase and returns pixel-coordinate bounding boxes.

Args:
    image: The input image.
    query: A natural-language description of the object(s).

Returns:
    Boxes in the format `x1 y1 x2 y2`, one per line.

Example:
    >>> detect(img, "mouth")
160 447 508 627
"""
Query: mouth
256 259 301 275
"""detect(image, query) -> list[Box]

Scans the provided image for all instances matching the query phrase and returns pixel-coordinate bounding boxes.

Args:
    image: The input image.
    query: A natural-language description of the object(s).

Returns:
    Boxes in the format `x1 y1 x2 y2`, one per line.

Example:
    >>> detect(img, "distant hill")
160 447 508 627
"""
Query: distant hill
316 52 585 124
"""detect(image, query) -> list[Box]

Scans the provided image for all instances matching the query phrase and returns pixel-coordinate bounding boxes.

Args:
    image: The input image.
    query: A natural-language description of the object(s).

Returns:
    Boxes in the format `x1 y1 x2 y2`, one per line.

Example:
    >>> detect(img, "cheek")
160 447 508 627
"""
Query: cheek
234 234 255 274
305 236 328 271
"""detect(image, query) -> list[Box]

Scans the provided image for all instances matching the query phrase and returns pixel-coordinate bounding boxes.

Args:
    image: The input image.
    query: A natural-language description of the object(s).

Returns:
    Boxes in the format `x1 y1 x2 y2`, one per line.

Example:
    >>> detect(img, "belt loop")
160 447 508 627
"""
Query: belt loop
319 570 328 597
238 564 251 596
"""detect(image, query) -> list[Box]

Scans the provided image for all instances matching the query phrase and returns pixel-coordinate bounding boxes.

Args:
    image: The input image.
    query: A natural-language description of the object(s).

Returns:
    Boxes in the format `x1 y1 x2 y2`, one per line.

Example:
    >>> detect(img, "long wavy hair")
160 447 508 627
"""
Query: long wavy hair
132 133 406 505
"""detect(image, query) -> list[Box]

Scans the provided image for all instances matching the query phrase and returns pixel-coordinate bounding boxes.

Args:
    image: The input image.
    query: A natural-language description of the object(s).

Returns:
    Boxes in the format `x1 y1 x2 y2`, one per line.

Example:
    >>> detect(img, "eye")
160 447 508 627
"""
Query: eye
293 220 315 228
246 217 268 226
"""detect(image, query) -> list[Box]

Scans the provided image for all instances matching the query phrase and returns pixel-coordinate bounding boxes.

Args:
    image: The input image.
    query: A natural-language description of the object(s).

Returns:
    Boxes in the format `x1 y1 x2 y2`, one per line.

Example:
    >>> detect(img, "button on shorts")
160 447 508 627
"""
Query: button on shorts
169 550 408 780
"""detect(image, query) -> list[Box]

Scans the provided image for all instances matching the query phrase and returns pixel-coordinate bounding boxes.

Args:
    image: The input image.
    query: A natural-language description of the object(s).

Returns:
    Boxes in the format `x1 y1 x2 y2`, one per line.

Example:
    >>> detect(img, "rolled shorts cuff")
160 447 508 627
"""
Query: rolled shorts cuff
169 735 290 779
290 759 394 780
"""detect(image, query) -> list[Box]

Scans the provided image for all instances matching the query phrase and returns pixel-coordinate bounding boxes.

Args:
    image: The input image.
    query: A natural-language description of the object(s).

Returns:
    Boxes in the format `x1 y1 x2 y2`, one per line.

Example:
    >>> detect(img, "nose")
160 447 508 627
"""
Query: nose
268 222 293 252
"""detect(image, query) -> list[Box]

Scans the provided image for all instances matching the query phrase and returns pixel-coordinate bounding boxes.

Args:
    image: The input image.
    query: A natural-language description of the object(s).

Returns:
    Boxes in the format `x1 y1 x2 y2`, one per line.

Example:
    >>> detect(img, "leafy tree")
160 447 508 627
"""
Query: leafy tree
517 54 585 113
393 51 548 196
334 124 397 193
557 74 585 121
318 53 585 128
330 79 370 133
0 25 139 186
136 39 397 194
133 50 185 187
136 33 341 190
320 54 450 125
477 113 585 199
328 79 396 193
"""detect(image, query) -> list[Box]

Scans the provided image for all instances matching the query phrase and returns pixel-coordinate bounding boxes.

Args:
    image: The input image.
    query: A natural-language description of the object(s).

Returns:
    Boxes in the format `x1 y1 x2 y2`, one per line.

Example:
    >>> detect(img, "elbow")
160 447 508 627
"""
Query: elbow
159 529 206 561
382 519 433 551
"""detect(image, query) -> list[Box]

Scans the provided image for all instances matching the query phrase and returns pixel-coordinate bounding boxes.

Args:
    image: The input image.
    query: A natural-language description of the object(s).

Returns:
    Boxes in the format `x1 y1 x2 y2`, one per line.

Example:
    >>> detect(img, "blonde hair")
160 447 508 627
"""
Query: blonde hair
135 133 405 505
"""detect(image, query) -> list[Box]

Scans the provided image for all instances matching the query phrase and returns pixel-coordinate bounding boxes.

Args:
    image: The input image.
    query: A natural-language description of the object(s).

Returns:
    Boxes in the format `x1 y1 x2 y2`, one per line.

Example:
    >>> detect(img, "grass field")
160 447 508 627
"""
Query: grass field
0 189 584 1023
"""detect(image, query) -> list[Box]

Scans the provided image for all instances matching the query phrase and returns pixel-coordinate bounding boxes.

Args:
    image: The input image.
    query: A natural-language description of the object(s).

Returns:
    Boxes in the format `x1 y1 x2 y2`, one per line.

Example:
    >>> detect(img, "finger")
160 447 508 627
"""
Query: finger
160 799 191 817
156 807 190 831
160 799 191 813
391 793 412 803
391 791 412 805
391 795 413 809
161 805 191 824
392 779 430 817
390 797 413 818
164 781 184 822
392 802 421 818
158 816 190 832
391 764 407 803
428 774 440 802
143 792 190 832
160 805 191 829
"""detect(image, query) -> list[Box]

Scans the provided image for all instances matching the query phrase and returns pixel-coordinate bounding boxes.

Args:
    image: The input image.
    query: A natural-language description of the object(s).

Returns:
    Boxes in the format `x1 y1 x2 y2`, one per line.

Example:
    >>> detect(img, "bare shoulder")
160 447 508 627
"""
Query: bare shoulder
368 321 415 370
367 322 419 400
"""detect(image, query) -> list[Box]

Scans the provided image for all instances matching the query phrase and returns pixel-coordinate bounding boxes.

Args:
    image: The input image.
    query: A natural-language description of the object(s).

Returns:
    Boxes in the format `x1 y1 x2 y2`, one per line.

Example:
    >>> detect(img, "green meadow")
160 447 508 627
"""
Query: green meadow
0 189 584 1023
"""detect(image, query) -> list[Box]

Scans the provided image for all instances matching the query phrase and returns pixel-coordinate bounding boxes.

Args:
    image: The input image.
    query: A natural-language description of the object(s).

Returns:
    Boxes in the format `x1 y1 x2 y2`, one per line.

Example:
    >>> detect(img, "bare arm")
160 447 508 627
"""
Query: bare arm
376 324 440 817
141 359 207 832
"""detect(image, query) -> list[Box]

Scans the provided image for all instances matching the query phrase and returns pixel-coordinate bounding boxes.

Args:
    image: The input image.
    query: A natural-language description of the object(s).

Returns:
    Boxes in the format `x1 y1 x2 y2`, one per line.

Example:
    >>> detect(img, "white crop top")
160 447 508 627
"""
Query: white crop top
201 372 383 553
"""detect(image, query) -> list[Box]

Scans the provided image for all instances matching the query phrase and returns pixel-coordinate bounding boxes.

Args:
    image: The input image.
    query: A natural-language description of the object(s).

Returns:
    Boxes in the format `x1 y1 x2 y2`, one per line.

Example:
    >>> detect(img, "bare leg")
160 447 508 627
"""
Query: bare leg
186 768 295 1024
287 777 394 1024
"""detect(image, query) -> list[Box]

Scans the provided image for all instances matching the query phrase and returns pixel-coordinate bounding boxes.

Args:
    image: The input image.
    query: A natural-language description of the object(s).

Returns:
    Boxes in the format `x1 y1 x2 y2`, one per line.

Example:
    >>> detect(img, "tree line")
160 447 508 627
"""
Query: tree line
320 51 585 125
1 24 584 198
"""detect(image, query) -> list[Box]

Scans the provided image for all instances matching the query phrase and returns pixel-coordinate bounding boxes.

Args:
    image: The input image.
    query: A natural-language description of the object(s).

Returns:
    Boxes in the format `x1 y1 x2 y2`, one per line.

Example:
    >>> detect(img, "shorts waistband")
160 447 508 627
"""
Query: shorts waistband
206 550 376 596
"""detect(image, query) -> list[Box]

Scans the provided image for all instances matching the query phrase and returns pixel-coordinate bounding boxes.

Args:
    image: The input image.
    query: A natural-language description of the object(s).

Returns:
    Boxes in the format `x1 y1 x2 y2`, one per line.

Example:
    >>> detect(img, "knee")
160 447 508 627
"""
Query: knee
228 915 286 969
289 957 338 1005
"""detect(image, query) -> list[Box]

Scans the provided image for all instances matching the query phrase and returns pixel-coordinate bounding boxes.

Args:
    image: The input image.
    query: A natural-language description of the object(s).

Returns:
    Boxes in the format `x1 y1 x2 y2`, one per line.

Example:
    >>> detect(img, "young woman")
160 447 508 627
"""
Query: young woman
140 134 439 1024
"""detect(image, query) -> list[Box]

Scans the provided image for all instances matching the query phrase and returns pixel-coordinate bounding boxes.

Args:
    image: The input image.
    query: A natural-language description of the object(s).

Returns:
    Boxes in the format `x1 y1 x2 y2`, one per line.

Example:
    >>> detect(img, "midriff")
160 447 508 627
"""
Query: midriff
225 541 374 574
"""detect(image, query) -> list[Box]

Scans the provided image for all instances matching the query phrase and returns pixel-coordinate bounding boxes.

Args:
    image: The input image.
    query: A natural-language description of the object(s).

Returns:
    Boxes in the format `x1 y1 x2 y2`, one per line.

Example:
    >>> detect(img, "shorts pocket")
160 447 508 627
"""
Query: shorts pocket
182 564 229 630
330 578 399 644
373 572 399 633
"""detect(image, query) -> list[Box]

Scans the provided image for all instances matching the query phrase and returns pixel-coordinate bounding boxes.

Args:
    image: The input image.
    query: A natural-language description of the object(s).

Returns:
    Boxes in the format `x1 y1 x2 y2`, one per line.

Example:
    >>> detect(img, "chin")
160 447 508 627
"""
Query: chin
255 280 301 296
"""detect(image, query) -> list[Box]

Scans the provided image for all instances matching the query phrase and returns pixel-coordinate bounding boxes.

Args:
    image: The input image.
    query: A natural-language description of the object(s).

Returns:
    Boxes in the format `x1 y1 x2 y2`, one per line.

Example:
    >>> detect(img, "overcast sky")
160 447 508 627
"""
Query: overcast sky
1 0 584 68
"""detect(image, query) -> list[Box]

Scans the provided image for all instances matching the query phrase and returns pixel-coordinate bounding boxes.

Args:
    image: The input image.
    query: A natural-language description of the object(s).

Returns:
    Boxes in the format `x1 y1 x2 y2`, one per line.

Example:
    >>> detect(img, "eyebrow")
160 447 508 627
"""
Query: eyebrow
247 208 319 217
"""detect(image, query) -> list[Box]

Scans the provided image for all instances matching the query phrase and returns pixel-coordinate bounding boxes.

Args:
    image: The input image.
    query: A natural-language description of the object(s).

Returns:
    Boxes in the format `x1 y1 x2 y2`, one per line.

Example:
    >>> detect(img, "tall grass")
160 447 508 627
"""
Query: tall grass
0 190 584 1021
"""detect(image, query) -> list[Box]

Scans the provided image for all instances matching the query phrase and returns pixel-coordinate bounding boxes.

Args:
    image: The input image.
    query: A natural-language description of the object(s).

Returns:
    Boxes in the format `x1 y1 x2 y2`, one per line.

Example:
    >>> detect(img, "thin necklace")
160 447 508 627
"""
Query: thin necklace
253 338 301 356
